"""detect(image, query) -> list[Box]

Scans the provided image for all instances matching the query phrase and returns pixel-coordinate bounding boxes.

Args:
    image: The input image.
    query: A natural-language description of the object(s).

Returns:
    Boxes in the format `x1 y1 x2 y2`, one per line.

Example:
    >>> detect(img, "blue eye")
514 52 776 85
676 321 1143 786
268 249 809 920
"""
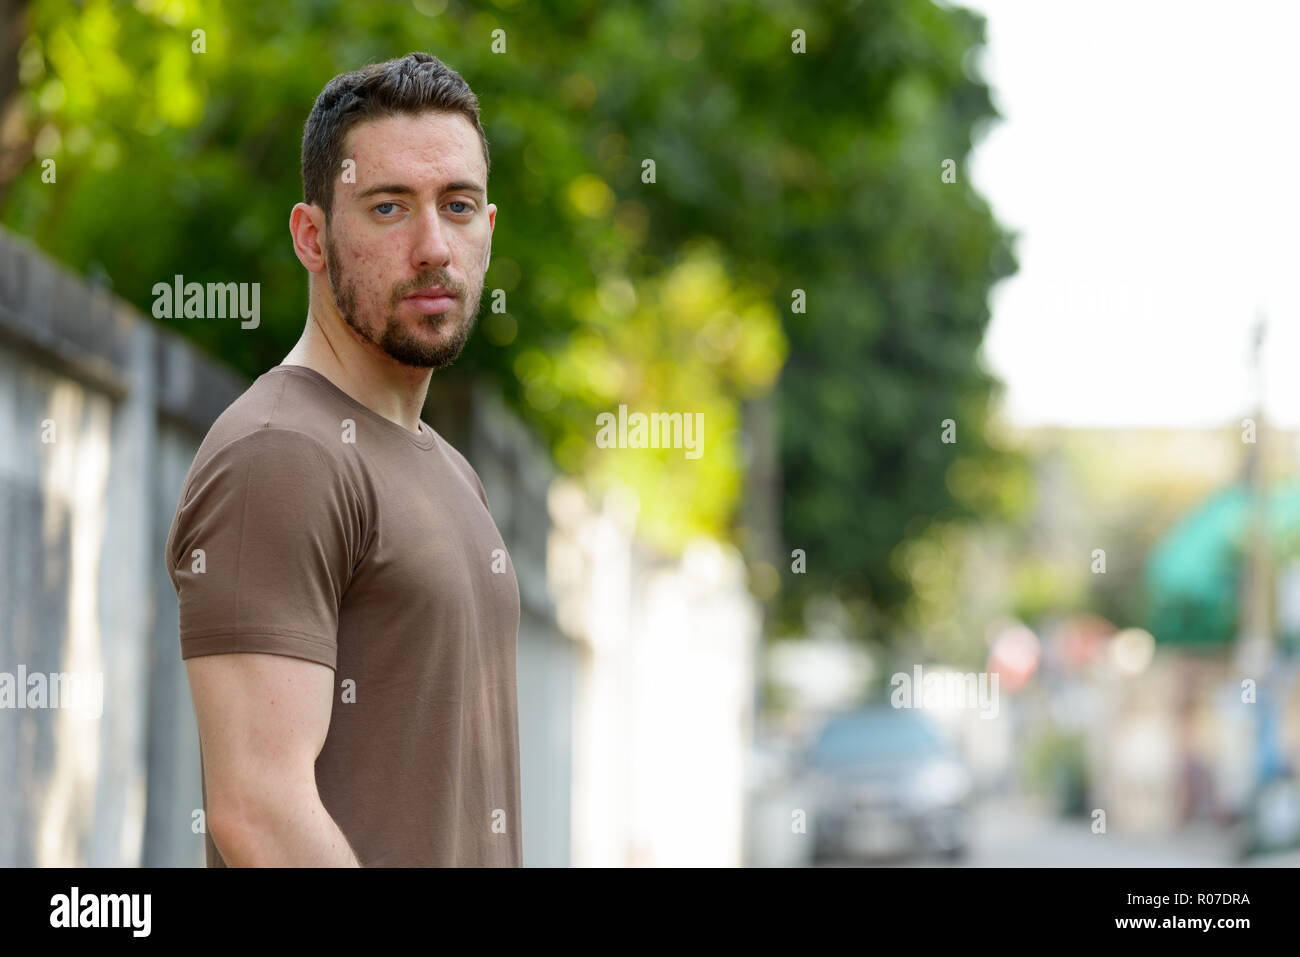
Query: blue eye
447 201 473 214
374 202 398 215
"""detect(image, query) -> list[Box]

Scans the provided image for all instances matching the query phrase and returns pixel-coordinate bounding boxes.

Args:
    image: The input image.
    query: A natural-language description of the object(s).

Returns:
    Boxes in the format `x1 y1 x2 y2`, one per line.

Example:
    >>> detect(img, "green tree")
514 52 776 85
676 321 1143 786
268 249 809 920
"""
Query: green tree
3 0 1014 640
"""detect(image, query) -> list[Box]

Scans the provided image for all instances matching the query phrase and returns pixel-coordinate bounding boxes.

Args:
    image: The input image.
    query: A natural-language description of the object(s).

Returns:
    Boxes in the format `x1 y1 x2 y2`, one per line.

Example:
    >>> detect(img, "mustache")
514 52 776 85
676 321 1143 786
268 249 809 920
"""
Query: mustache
392 272 462 302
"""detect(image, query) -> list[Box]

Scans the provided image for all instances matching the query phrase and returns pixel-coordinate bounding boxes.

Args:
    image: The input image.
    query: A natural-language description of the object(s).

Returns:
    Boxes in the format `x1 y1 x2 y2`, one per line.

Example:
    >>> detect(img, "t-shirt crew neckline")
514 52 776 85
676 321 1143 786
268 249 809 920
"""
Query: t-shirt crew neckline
270 364 438 450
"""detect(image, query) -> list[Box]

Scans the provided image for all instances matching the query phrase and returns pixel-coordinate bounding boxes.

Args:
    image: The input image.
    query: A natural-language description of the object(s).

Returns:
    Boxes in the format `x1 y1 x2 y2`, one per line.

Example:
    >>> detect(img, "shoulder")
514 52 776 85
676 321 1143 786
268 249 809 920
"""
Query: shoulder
188 370 369 488
167 426 364 568
174 428 358 534
204 369 359 453
195 426 336 475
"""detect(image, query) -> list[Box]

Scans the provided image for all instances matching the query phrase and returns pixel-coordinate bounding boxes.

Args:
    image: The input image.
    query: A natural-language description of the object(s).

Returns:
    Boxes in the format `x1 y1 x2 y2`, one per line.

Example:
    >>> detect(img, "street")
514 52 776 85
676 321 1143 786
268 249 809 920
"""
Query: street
809 793 1300 868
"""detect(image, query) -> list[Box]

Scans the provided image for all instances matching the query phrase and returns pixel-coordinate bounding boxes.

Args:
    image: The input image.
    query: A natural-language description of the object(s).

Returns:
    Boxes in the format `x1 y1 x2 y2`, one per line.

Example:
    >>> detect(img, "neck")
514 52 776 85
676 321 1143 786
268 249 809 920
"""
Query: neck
282 298 433 436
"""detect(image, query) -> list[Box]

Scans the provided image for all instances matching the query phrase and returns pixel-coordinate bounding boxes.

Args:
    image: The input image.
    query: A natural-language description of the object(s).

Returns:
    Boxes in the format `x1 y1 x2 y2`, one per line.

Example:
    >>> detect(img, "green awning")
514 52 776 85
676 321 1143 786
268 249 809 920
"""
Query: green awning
1145 481 1300 647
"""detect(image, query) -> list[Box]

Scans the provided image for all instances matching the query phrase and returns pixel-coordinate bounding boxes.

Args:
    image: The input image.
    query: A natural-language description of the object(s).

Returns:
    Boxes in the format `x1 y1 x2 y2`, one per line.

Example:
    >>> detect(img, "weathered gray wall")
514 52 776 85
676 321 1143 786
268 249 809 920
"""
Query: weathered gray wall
0 227 245 865
0 227 572 866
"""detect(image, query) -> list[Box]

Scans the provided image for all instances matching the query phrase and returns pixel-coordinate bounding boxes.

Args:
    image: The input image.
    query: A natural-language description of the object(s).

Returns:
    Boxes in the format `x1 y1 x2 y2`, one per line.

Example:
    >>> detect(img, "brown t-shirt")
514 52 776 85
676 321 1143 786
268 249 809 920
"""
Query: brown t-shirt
164 364 522 867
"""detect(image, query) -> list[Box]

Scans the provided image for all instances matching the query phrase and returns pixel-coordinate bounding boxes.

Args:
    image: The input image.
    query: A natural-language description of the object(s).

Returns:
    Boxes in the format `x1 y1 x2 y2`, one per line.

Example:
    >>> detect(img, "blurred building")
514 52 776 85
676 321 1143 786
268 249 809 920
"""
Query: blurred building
1007 426 1300 840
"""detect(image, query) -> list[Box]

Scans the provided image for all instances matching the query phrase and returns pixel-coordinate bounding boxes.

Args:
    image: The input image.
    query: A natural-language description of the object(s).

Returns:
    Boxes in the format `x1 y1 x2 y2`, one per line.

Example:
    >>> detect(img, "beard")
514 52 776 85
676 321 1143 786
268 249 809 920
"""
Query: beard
325 234 483 370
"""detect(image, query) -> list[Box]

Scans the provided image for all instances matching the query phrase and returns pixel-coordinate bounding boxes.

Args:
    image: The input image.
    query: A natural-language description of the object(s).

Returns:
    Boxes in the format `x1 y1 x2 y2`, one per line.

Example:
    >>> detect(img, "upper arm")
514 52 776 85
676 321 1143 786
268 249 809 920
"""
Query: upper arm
186 652 335 825
167 428 361 670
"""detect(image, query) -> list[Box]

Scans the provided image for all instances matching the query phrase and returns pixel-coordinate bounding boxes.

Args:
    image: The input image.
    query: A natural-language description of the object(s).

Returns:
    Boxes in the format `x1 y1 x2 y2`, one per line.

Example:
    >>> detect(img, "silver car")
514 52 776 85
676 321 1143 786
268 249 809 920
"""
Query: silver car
801 706 973 863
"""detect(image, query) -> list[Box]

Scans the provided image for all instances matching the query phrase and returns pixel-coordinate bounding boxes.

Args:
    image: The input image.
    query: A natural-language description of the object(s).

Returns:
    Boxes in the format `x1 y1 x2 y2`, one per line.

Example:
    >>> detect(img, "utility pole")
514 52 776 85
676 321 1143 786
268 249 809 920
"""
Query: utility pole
1236 315 1271 677
1234 313 1300 856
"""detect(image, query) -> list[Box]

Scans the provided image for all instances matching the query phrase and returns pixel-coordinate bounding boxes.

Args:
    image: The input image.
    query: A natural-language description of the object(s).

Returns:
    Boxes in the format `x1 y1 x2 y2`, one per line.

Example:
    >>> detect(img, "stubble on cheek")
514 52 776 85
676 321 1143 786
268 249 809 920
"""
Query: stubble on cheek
324 233 353 320
325 231 384 343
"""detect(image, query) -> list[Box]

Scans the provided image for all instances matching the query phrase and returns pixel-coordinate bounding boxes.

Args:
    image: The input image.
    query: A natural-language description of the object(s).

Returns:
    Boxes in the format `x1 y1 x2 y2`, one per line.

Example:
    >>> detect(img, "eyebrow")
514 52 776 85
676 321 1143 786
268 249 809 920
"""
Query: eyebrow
356 180 486 200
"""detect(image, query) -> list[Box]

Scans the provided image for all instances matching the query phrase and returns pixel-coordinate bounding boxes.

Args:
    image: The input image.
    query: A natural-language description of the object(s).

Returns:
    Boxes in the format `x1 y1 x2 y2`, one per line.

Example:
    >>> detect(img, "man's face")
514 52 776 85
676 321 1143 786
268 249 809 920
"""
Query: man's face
323 111 495 369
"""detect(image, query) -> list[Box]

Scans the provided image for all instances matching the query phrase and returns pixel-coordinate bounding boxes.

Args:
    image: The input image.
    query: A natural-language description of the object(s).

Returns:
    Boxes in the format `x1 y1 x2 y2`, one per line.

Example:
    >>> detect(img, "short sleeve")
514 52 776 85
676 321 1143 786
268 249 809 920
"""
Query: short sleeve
165 428 361 670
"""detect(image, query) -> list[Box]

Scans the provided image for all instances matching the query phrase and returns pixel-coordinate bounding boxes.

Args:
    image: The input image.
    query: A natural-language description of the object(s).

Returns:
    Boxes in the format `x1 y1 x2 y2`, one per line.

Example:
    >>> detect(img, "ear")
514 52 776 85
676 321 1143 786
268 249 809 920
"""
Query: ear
483 202 496 273
290 202 329 274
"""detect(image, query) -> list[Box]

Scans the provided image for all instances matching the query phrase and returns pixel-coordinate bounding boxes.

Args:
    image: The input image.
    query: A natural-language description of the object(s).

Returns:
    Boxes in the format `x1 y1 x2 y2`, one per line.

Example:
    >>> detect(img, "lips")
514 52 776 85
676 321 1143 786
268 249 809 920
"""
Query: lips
402 286 458 315
405 286 457 300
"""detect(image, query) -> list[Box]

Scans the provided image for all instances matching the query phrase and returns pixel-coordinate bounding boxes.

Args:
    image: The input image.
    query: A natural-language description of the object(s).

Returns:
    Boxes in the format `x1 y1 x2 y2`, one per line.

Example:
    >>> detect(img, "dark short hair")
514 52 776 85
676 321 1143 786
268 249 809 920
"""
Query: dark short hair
301 51 490 222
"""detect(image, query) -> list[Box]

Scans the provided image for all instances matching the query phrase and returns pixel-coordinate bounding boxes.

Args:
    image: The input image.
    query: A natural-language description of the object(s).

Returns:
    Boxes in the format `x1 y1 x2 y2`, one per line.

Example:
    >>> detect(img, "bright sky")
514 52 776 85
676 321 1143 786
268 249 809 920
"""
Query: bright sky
960 0 1300 429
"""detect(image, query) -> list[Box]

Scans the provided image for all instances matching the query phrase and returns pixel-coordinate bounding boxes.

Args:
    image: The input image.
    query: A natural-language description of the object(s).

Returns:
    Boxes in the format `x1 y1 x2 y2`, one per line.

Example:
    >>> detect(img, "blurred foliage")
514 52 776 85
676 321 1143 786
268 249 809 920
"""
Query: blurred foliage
1024 725 1089 817
3 0 1014 639
761 1 1018 635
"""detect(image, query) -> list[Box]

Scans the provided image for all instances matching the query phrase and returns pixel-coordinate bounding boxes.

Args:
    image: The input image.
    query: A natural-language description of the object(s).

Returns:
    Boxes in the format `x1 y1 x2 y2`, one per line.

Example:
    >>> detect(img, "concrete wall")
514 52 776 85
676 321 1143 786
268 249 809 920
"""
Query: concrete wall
0 227 246 865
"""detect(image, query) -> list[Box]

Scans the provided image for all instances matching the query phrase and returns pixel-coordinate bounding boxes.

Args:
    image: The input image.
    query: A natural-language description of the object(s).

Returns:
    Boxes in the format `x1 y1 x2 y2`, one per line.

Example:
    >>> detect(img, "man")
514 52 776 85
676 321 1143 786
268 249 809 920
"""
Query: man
164 52 521 867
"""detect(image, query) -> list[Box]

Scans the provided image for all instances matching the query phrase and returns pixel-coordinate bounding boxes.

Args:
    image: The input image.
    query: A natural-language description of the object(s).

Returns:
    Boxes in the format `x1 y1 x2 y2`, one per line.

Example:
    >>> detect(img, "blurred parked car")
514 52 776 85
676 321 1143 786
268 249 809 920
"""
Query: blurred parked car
797 705 974 863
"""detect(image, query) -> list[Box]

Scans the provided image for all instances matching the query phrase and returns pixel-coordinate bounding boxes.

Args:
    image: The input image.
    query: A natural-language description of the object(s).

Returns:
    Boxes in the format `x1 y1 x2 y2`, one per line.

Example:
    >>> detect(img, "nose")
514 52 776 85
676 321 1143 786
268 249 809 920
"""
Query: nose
411 206 453 272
